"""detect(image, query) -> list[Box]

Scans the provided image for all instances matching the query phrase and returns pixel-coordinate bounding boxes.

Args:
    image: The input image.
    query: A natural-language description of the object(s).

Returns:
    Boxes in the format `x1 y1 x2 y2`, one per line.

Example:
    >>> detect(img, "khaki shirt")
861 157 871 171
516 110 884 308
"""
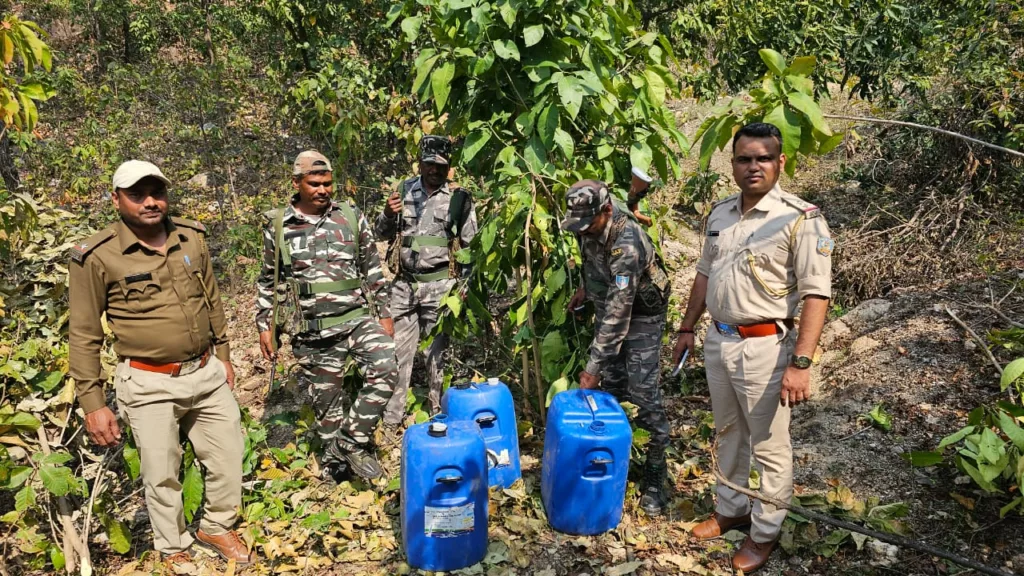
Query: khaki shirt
69 217 231 413
696 184 832 325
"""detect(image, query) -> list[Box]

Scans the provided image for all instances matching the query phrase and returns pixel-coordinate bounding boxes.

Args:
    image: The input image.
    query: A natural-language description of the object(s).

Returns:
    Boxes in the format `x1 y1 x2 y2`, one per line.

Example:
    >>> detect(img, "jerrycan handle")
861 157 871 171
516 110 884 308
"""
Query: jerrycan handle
590 457 613 465
578 389 599 419
476 414 497 424
437 475 463 484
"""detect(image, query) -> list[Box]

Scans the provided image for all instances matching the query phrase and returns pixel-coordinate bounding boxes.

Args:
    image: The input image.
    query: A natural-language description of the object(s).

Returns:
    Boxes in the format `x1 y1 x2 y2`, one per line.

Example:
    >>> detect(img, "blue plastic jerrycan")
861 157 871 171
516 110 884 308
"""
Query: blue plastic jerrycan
401 418 488 572
541 389 632 535
441 377 522 488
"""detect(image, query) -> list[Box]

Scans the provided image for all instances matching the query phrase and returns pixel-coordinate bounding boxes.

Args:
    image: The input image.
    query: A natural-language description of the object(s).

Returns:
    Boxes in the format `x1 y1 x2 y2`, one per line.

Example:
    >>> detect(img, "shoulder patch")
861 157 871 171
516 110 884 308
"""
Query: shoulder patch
171 216 208 234
70 228 116 263
781 195 821 218
611 247 624 258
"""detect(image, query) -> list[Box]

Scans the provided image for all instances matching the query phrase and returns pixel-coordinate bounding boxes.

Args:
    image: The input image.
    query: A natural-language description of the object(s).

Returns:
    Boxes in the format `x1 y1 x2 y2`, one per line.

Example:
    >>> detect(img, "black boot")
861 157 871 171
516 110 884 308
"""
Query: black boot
320 460 351 484
639 450 669 517
326 439 383 481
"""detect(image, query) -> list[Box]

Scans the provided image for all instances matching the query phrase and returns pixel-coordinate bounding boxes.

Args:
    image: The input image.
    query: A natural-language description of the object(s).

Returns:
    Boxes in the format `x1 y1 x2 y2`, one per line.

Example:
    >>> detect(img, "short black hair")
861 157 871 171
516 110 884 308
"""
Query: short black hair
732 122 783 154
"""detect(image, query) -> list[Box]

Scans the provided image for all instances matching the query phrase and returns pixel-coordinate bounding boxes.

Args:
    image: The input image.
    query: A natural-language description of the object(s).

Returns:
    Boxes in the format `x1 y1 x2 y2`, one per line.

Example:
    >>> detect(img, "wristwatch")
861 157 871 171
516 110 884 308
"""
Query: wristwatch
790 354 812 369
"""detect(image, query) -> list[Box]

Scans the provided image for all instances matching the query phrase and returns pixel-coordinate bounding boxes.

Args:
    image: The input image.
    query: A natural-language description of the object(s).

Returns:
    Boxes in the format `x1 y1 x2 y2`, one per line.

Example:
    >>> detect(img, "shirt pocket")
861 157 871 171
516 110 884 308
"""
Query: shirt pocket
743 235 791 296
116 270 164 313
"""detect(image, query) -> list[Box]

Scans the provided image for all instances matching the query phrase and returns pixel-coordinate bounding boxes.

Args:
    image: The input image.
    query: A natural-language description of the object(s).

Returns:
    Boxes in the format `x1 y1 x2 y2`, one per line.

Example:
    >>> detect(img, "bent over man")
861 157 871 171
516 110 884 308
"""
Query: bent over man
256 151 397 482
561 180 673 517
375 135 477 424
69 161 251 565
672 122 832 573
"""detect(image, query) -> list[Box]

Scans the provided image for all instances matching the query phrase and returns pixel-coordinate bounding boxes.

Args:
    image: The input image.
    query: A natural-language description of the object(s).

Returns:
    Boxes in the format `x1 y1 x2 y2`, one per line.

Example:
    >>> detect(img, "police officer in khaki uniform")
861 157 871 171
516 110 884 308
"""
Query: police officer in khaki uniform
672 123 832 573
69 161 252 565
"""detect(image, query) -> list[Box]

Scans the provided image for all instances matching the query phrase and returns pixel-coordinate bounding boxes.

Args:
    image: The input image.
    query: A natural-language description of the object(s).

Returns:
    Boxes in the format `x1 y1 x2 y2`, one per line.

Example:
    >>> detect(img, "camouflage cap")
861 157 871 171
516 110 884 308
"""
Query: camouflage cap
419 135 452 165
293 150 333 176
560 179 611 233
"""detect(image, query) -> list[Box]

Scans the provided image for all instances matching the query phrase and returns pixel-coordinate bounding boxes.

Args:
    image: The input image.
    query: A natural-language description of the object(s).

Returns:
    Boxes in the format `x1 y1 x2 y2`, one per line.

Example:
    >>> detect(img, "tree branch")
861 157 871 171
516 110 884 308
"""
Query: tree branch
824 114 1024 160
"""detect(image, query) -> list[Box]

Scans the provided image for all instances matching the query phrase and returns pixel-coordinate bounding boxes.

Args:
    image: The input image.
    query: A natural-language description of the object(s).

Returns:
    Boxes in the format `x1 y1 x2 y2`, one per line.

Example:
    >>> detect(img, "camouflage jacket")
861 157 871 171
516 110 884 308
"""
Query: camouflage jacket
255 196 389 339
373 176 478 274
579 202 670 375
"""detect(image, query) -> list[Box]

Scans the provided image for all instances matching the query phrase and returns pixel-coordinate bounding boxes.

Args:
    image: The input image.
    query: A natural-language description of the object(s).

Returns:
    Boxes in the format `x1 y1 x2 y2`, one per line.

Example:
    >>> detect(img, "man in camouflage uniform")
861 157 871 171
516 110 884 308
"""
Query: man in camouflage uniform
562 179 673 516
256 150 397 482
375 136 477 425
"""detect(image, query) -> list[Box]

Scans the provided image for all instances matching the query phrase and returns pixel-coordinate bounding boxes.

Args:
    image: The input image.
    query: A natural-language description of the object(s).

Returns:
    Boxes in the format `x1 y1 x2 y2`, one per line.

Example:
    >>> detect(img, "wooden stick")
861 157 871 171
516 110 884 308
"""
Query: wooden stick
36 427 86 574
525 177 546 425
514 267 534 421
711 467 1020 576
824 114 1024 160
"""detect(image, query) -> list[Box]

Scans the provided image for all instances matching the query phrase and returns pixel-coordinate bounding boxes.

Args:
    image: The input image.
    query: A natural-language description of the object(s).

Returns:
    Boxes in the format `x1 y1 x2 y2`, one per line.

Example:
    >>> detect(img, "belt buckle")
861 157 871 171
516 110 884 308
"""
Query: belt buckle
715 321 740 337
178 357 202 377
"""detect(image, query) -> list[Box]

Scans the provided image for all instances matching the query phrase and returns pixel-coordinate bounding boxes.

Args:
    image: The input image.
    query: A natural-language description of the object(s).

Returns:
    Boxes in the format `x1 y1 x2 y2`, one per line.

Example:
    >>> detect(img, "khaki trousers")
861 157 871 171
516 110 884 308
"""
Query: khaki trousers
704 325 794 543
114 356 243 554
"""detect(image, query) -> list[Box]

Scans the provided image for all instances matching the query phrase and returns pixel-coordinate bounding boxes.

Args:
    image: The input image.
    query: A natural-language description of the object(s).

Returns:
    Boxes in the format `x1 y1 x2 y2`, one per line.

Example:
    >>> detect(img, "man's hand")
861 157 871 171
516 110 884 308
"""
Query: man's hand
567 286 586 312
259 330 278 361
223 360 237 390
85 406 122 447
672 332 695 366
780 365 811 407
578 370 601 390
385 192 403 217
379 317 395 338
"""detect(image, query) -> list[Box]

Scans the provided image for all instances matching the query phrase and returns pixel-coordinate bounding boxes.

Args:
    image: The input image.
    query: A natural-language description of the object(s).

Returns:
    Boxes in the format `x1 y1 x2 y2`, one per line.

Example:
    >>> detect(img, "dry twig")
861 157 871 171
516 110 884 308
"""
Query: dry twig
710 442 1019 576
944 305 1004 377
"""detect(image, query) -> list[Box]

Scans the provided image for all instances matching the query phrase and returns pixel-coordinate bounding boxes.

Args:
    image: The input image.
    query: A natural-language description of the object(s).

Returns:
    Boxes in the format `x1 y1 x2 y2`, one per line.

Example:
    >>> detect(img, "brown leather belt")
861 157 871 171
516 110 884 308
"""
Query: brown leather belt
129 349 211 377
714 319 794 338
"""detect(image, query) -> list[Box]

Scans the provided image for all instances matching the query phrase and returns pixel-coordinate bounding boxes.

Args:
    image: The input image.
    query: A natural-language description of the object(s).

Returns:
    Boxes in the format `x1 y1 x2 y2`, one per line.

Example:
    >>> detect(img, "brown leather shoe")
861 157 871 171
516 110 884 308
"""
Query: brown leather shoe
162 550 192 567
732 535 778 573
195 529 254 565
691 512 752 540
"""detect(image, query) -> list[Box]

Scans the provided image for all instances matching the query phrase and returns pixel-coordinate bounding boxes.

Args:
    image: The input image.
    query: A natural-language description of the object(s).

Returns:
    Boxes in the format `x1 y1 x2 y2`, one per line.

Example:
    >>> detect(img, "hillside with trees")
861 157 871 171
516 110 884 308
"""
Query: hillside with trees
0 1 1022 574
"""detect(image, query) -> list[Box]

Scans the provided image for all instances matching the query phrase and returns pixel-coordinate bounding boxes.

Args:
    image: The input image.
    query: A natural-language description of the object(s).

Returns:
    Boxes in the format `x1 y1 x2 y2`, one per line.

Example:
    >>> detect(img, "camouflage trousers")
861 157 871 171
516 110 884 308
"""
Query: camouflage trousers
599 312 670 456
291 318 397 463
383 277 453 425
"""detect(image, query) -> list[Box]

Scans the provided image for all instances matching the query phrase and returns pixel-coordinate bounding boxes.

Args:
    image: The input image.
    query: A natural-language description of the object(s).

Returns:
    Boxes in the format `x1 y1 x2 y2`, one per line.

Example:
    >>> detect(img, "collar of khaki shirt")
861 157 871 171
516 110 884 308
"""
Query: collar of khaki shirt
725 183 785 216
116 218 182 254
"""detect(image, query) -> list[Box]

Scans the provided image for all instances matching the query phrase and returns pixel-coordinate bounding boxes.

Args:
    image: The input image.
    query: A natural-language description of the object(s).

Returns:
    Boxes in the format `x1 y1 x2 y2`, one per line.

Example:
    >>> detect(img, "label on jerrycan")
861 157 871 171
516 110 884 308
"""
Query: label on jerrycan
424 503 475 537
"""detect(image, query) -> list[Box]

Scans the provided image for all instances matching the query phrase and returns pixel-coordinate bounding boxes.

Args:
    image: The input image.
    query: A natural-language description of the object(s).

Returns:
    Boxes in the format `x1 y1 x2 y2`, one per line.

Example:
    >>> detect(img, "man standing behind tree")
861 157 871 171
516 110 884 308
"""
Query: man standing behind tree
671 122 832 573
256 151 397 482
375 135 478 426
69 160 251 566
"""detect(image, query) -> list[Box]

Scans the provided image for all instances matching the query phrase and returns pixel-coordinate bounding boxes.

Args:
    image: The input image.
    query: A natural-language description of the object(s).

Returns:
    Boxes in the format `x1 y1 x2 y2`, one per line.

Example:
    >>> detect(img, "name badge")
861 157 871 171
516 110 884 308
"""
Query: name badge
125 272 153 284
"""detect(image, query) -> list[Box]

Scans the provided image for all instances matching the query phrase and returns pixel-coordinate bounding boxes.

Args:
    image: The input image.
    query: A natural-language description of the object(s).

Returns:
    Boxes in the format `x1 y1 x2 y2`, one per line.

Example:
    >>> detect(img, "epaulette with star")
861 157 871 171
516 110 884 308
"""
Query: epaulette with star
69 228 116 264
781 195 821 218
171 216 208 233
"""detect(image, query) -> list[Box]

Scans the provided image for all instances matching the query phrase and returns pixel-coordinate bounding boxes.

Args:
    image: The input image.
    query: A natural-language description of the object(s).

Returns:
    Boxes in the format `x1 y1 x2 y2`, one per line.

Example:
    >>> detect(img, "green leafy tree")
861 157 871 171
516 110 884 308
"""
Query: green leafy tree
694 49 841 177
389 0 688 416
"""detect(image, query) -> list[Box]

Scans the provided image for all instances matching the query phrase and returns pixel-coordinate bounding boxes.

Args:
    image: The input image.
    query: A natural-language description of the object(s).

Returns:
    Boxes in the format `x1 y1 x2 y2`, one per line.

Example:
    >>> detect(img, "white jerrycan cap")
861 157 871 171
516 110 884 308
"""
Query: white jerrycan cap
428 422 448 437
